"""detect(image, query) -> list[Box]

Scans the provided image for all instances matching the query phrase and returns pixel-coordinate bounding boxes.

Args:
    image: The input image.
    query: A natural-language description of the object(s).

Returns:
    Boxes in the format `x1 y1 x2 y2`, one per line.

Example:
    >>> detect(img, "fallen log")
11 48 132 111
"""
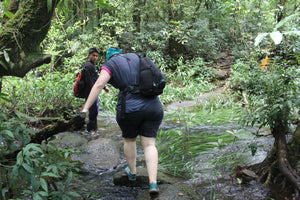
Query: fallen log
26 117 61 128
4 114 85 161
31 114 85 144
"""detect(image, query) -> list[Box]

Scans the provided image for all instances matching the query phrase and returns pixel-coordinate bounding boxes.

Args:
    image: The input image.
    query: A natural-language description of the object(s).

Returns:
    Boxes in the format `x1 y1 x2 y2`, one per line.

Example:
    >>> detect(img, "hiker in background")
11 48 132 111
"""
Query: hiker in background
81 47 163 195
83 47 110 132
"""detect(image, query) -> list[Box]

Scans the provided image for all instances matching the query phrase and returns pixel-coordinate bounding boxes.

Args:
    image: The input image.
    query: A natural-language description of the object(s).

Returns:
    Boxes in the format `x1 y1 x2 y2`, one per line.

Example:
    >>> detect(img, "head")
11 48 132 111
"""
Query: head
88 48 100 64
106 47 123 61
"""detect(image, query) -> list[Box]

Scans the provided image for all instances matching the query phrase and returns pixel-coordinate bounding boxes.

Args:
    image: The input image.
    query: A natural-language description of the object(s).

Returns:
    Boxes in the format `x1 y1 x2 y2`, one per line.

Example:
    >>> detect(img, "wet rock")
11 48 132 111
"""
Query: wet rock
136 184 198 200
240 168 258 178
213 69 228 80
192 180 270 200
114 168 194 200
53 132 88 148
235 167 258 184
113 167 184 187
52 132 122 172
71 138 121 173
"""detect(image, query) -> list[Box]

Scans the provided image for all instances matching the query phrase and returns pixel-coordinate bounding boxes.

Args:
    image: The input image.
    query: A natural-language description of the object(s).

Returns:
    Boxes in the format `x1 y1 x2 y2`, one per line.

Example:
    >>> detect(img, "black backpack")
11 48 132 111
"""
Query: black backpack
138 54 166 97
125 54 166 97
121 54 166 118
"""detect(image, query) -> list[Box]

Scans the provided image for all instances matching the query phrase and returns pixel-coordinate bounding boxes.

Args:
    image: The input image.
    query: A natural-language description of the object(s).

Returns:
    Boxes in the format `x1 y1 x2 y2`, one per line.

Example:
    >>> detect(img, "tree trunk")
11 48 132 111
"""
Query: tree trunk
133 0 141 33
274 123 300 191
167 0 186 62
0 77 2 94
287 123 300 168
0 0 59 77
277 0 287 23
96 4 101 27
251 123 300 194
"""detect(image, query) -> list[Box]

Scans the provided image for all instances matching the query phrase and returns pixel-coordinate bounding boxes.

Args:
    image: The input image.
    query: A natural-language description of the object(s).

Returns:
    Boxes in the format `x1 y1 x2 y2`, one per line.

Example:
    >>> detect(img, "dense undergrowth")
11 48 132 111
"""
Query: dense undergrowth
1 54 216 119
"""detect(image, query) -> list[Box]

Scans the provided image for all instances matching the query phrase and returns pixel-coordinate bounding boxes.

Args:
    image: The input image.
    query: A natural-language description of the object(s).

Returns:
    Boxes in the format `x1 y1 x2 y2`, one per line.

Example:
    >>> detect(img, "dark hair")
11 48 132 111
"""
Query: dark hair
88 48 100 55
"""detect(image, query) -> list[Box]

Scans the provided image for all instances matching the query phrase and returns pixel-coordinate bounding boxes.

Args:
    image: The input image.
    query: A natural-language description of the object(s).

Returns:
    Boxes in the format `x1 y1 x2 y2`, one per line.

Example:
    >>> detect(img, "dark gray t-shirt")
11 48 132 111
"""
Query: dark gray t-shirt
83 61 98 98
101 53 159 113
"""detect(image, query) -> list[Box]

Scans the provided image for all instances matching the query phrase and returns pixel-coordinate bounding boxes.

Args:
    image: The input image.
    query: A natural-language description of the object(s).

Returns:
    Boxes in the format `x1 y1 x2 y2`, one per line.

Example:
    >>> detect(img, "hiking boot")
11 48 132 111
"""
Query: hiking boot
149 182 159 195
125 166 136 181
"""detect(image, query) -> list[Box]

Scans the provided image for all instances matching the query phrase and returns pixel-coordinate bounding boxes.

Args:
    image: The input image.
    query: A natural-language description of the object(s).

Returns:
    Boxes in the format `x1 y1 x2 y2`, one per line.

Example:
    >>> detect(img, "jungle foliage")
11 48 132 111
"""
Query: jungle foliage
0 0 299 199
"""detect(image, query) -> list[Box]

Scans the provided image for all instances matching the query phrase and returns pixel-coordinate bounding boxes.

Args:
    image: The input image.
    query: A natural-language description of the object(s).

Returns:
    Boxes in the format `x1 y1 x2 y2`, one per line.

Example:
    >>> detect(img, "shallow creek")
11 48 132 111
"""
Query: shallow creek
55 105 279 200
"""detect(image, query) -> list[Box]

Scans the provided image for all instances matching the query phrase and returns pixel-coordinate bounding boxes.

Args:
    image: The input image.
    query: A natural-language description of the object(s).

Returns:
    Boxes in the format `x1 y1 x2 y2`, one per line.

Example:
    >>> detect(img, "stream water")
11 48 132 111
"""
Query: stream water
61 106 280 200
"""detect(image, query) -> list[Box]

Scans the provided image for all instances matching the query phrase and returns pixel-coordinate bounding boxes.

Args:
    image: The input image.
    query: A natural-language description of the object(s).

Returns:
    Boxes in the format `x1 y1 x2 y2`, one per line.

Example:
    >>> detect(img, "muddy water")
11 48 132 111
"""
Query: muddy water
66 109 276 200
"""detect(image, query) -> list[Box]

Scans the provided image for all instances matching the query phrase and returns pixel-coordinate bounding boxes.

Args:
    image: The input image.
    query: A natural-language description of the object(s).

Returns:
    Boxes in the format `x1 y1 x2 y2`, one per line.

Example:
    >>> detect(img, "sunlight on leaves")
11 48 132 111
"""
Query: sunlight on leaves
270 31 283 45
275 13 300 30
4 11 14 18
3 50 10 63
254 33 268 46
283 31 300 36
237 178 242 184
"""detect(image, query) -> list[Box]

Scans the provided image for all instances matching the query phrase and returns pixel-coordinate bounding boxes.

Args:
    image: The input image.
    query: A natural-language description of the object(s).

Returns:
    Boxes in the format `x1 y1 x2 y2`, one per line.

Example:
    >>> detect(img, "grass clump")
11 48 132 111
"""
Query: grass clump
157 98 247 178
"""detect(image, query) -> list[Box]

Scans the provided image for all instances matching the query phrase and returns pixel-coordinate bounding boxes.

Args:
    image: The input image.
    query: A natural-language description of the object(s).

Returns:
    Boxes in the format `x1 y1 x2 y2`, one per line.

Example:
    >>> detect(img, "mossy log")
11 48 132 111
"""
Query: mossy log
0 0 59 77
5 115 85 160
31 115 85 144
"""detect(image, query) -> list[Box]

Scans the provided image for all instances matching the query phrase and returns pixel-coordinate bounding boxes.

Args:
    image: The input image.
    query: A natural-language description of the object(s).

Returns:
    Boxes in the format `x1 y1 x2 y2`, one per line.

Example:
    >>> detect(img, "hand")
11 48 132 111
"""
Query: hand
104 86 110 93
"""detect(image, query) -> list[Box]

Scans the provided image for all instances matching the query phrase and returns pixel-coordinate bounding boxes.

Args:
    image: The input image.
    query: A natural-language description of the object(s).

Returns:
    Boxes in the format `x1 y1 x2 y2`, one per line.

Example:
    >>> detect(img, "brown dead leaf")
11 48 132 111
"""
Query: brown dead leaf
260 55 270 69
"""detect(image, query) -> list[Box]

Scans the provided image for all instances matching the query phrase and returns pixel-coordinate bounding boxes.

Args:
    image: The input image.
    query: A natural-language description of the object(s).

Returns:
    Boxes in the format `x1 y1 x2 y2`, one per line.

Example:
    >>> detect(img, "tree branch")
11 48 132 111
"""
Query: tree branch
28 55 52 70
0 0 59 77
0 54 52 77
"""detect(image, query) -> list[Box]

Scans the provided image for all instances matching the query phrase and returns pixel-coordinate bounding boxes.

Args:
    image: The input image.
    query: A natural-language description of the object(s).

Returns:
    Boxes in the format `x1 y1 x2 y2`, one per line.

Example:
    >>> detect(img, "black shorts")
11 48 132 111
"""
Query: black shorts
116 101 164 138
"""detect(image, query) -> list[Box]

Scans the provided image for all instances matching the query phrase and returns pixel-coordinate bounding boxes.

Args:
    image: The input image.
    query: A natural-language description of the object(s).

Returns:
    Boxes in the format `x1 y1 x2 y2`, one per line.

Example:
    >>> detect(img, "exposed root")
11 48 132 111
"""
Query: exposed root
261 161 277 186
263 170 272 186
275 126 300 191
250 123 300 196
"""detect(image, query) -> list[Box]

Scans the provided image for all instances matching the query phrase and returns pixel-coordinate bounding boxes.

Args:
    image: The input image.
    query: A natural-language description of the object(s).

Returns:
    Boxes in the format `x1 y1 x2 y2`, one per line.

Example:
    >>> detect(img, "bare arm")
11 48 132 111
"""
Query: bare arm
82 69 111 113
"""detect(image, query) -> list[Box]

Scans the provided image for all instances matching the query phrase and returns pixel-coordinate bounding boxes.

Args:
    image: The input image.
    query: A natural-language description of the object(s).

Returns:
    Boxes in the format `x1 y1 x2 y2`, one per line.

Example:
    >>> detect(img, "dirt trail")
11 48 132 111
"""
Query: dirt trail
166 52 233 110
166 81 227 110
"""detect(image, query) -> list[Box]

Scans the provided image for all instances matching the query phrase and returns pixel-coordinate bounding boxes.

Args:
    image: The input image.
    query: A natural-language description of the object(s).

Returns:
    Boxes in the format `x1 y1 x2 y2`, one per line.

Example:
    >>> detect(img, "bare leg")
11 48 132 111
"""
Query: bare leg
124 138 137 174
140 136 158 184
